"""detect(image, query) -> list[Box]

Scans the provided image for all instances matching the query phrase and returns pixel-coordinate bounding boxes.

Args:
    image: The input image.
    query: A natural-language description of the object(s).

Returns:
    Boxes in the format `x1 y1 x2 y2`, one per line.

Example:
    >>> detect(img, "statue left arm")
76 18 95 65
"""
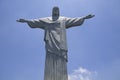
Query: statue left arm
65 14 95 28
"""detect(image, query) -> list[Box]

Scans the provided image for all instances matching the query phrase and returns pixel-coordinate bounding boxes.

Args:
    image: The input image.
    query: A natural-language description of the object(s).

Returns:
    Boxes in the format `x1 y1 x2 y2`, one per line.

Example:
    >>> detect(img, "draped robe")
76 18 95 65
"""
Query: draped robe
27 16 84 80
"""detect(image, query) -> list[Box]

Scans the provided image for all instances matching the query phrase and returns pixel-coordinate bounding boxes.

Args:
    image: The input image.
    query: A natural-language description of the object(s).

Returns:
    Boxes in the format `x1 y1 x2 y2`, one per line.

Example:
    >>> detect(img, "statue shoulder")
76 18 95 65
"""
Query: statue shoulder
38 17 49 20
59 16 67 20
34 17 50 22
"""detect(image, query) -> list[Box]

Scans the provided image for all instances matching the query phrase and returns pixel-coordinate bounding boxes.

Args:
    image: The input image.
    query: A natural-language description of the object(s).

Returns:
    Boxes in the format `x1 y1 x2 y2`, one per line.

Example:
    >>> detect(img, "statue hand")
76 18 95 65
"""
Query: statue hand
84 14 95 19
16 19 28 23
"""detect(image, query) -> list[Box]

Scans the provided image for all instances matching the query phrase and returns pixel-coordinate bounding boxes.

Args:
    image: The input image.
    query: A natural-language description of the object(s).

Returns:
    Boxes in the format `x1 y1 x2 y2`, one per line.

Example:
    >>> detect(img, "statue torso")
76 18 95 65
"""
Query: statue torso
43 17 68 53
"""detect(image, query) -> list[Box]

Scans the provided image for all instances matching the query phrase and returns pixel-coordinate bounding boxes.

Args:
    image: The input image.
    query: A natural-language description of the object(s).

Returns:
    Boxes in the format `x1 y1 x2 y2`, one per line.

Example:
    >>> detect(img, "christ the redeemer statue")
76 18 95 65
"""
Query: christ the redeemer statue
17 6 94 80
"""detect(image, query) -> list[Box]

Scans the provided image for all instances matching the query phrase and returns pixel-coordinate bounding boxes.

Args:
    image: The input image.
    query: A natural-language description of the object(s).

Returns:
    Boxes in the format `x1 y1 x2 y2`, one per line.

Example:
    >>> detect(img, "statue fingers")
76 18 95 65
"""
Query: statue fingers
16 19 26 22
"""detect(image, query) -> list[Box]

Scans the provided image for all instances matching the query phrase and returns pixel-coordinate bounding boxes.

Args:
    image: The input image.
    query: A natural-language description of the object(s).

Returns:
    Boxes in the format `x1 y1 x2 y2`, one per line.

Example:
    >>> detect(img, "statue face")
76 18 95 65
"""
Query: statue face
52 7 59 21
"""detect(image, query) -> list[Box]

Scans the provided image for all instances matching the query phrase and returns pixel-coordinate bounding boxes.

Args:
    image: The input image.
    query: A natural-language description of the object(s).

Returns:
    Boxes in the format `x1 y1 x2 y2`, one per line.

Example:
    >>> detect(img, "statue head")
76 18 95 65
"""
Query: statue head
52 6 59 21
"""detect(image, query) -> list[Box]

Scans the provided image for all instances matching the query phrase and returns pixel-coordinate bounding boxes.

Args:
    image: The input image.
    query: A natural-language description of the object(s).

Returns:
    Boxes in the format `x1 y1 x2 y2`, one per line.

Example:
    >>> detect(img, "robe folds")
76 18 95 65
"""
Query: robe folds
27 16 84 80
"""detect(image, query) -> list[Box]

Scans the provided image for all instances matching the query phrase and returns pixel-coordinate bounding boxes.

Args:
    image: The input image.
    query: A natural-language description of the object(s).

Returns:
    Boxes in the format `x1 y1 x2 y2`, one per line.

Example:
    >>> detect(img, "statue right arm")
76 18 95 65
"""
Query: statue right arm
16 18 45 29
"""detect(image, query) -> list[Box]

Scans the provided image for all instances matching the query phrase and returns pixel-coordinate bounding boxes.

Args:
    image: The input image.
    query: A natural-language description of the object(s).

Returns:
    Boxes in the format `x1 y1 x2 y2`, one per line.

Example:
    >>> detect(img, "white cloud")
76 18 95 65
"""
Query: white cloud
68 67 97 80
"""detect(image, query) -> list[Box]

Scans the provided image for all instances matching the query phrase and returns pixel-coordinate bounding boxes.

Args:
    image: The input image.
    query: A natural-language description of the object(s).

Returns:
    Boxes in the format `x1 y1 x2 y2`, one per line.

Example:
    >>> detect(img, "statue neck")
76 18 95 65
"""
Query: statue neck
52 16 59 21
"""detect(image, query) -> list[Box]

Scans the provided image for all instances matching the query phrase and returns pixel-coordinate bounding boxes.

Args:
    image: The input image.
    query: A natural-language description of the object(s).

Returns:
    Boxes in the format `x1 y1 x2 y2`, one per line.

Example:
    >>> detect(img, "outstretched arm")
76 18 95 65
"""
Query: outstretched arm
16 18 46 29
65 14 95 28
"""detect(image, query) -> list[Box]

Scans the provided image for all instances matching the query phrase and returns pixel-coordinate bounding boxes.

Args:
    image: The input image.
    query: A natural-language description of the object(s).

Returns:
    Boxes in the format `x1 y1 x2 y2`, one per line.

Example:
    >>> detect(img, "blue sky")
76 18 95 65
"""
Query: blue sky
0 0 120 80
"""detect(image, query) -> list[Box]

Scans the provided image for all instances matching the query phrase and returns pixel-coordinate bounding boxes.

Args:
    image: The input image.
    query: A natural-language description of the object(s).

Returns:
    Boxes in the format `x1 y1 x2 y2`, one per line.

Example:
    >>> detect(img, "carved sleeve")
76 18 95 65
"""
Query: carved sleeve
65 17 84 29
27 18 47 29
